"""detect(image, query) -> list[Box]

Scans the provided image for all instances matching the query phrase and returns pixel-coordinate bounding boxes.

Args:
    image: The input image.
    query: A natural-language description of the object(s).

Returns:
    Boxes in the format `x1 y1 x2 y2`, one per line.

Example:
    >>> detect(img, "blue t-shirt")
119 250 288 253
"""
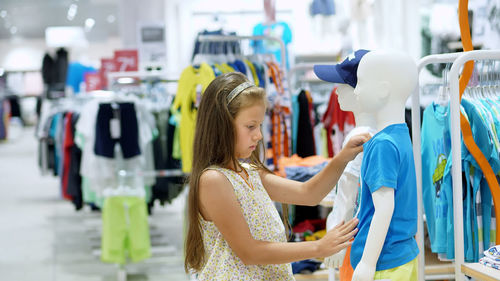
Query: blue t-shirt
252 21 292 69
421 103 450 254
66 62 97 94
351 123 419 271
441 98 499 261
311 0 336 16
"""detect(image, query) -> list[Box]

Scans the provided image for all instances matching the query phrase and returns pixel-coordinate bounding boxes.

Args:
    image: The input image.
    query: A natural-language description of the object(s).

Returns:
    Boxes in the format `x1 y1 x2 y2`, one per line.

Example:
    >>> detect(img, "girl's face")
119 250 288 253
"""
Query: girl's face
233 101 265 159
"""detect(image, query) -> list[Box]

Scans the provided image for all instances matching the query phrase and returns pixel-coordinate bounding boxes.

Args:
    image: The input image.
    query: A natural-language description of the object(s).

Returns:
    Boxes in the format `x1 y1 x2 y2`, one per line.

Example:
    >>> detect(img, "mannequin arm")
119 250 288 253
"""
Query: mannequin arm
352 187 395 281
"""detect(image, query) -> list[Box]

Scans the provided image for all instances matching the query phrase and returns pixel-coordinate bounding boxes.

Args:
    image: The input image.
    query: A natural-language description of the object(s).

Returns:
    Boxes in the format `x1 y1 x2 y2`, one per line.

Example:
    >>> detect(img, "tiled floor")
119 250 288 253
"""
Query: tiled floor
0 126 190 281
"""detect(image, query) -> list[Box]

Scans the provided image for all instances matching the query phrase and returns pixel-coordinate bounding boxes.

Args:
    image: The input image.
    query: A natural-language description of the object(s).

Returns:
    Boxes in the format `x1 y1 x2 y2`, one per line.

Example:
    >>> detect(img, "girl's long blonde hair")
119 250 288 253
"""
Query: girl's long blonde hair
184 72 290 273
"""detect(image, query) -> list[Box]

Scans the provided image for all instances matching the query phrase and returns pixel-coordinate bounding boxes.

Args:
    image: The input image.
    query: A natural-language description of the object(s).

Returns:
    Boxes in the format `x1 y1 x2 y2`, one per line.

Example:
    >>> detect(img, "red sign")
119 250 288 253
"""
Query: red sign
100 58 118 89
84 72 103 92
114 49 139 72
101 58 118 73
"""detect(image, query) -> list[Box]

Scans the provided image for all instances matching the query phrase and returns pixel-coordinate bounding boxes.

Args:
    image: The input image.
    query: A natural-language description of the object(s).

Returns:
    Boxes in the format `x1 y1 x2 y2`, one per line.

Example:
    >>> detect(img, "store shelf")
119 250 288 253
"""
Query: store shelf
295 269 336 280
293 248 455 281
462 263 500 281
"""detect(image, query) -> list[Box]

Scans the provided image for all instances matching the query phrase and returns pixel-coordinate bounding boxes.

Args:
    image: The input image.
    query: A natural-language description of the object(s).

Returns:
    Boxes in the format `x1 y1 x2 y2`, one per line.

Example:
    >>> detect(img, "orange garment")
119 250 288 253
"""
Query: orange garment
267 61 291 171
277 154 330 177
339 244 354 281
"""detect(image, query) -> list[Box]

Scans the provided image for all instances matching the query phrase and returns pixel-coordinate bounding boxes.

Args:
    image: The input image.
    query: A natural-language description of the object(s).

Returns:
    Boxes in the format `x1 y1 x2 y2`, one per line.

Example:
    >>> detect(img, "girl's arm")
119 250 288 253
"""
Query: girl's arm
199 169 358 265
259 133 369 206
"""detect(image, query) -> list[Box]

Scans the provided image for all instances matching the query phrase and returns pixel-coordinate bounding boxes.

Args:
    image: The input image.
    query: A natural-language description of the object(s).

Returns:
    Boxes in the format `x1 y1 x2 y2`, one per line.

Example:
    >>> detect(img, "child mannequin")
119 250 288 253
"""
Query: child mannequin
184 72 370 280
350 50 419 281
313 49 377 277
324 83 377 269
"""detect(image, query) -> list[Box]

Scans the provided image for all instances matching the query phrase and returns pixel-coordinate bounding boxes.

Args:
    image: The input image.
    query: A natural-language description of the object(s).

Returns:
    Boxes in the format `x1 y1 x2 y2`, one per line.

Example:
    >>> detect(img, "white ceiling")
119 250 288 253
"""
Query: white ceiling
0 0 120 40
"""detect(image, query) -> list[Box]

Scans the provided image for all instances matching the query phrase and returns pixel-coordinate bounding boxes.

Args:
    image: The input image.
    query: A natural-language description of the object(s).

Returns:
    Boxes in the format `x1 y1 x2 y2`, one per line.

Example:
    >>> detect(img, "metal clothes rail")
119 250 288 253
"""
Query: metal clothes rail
412 49 500 281
197 34 289 90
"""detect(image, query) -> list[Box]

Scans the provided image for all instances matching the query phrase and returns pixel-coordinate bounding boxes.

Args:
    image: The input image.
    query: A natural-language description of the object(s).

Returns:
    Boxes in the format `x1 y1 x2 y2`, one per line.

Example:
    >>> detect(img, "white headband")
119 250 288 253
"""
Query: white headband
227 82 254 105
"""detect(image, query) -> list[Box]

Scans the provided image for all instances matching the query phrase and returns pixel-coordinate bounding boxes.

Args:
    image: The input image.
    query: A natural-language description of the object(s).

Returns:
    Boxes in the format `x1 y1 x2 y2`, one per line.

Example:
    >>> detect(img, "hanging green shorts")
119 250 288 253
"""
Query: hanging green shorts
101 196 151 264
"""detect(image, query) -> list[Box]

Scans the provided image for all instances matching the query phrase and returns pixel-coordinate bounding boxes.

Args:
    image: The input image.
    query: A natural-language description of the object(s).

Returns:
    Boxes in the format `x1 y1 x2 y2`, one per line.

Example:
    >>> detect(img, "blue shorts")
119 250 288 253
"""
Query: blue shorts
94 102 141 159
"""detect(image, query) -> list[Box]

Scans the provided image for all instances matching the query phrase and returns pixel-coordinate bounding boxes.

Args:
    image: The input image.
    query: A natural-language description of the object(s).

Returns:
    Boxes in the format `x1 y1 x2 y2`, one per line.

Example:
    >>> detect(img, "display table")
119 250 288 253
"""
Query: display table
462 263 500 280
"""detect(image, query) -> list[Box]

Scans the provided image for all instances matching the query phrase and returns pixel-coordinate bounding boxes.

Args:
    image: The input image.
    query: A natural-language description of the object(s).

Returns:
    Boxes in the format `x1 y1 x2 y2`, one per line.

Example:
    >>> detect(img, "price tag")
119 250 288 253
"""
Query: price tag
195 84 203 108
84 72 103 92
100 58 118 89
110 118 121 139
114 49 139 72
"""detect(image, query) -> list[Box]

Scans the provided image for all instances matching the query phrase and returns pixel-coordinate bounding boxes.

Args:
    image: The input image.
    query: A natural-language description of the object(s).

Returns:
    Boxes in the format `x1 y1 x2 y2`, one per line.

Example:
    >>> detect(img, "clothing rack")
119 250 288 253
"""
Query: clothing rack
107 71 178 89
117 169 185 178
411 49 500 281
288 63 330 88
197 34 289 90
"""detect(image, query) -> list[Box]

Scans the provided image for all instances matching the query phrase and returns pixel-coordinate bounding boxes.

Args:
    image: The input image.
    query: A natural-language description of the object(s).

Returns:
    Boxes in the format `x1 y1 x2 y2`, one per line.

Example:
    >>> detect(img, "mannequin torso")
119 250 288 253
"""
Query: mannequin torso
351 50 419 281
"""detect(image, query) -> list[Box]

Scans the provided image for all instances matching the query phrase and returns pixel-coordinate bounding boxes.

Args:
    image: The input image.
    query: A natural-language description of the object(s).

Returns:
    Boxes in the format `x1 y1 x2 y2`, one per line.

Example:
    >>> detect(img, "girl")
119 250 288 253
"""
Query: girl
185 72 369 280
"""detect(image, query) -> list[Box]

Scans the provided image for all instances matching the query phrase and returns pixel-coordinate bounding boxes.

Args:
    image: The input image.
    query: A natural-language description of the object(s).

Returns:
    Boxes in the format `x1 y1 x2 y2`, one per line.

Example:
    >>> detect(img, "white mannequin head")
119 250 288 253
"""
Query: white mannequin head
354 50 417 130
337 83 377 128
336 84 358 112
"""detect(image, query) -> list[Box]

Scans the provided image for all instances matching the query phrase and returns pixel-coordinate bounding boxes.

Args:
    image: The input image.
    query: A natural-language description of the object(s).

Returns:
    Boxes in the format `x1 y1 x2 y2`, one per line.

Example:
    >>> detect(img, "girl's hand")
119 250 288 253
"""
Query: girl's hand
340 133 371 162
316 218 359 258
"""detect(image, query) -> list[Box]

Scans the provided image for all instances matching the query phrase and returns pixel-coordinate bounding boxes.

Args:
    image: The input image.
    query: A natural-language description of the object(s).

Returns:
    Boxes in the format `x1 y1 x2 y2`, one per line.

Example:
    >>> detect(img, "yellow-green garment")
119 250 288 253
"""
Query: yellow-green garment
373 257 418 281
101 196 151 264
244 59 259 87
171 63 215 172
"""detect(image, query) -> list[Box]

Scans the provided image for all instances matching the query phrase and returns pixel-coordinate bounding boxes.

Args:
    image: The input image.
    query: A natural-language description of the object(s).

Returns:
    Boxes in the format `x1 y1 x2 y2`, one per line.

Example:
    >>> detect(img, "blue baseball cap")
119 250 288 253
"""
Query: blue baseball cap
313 49 370 88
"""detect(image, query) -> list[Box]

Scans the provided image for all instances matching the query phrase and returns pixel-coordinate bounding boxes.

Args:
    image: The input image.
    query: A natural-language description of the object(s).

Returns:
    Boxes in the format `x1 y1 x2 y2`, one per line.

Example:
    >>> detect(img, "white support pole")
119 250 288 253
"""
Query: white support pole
414 52 463 281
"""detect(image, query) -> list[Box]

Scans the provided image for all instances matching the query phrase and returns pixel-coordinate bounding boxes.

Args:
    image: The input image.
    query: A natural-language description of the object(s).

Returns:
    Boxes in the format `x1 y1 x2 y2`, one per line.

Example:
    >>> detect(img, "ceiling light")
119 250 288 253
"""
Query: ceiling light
0 10 7 18
117 77 136 84
85 18 95 32
107 14 116 23
67 4 78 21
10 26 17 34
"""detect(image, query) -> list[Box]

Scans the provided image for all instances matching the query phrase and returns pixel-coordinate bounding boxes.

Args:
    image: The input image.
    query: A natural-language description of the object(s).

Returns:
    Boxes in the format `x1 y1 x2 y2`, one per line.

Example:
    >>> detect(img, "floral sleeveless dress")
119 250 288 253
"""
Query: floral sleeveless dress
198 163 294 280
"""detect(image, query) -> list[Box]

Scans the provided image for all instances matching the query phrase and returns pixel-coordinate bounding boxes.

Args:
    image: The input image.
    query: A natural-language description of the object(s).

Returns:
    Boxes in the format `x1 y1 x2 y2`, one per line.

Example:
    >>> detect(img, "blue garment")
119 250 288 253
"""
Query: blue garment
292 93 300 155
94 103 141 159
210 65 222 77
49 113 62 176
253 62 266 88
421 103 450 253
285 161 328 182
311 0 336 16
252 22 292 69
441 99 497 261
0 99 6 140
66 62 97 94
233 60 247 75
351 123 419 271
291 259 321 274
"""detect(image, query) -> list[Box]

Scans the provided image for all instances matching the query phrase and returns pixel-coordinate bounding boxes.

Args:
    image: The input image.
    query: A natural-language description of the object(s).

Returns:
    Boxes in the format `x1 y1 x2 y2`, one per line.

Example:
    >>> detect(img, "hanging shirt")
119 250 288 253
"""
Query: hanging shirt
66 62 97 94
251 22 292 69
351 123 419 271
322 88 356 157
170 63 216 173
421 103 450 254
441 98 499 261
296 90 316 157
311 0 336 16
